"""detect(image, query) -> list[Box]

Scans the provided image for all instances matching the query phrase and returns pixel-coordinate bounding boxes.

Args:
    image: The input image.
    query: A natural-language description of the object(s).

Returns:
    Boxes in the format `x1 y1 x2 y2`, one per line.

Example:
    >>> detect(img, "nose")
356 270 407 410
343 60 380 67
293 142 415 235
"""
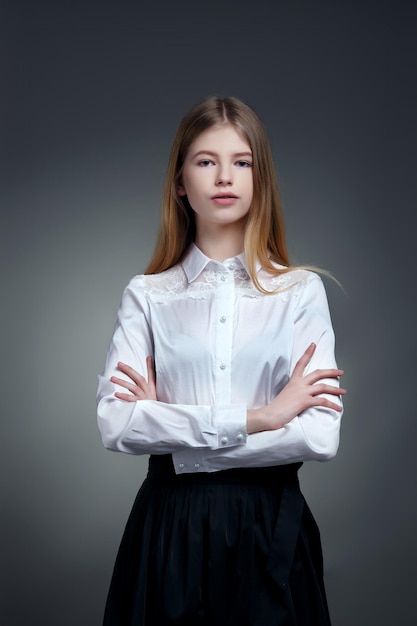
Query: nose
216 165 233 186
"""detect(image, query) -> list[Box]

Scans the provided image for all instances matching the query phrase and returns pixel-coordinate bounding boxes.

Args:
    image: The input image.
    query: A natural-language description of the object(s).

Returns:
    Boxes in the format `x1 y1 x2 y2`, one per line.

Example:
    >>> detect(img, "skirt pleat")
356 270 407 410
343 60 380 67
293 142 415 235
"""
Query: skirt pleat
103 455 331 626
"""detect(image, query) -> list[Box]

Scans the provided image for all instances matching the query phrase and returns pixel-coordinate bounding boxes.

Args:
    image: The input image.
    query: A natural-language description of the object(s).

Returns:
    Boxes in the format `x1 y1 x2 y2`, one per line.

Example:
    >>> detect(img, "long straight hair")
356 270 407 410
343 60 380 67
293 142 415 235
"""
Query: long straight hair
145 96 299 292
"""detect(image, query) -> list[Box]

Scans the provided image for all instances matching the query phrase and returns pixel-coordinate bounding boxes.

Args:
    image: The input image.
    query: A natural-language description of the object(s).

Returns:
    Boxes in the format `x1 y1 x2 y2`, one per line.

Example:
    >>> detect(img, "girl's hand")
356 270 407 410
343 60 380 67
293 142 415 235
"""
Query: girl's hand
247 343 346 434
110 356 157 402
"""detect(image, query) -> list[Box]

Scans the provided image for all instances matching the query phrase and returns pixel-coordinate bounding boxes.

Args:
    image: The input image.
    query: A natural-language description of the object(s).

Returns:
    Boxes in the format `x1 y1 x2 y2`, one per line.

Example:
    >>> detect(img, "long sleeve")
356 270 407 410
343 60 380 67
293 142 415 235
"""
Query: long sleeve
97 247 343 474
172 274 343 473
97 276 247 455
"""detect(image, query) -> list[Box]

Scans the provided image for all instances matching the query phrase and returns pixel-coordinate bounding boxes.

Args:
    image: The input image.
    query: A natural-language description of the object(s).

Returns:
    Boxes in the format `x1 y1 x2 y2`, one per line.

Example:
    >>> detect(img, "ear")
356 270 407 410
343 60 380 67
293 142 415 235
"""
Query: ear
177 181 186 197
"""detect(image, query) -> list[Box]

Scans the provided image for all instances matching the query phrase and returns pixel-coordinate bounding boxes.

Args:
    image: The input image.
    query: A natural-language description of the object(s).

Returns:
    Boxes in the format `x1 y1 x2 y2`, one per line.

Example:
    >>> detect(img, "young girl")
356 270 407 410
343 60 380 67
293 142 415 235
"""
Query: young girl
97 96 345 626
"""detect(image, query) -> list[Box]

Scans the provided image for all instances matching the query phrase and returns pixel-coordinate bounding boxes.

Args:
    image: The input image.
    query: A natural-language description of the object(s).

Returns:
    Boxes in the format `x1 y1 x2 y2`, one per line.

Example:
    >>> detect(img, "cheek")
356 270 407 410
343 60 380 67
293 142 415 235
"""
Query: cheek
182 171 198 194
186 173 209 202
245 176 254 200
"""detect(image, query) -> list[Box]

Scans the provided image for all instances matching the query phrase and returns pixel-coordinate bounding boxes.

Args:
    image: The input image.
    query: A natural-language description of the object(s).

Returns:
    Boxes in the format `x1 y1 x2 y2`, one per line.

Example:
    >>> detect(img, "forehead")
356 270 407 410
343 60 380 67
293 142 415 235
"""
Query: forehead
187 123 251 156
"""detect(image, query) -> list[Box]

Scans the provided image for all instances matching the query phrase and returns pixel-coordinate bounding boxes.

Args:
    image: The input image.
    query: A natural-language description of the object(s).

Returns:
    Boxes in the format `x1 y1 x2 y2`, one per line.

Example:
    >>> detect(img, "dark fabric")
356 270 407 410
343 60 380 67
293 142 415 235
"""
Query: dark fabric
103 455 331 626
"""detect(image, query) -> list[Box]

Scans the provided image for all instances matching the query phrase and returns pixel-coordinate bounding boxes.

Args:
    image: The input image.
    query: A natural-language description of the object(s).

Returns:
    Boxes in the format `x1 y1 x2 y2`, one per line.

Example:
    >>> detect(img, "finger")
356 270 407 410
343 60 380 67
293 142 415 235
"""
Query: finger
114 391 140 402
310 397 344 412
146 356 156 385
110 376 142 395
310 383 347 396
292 343 316 376
304 369 344 385
117 362 146 385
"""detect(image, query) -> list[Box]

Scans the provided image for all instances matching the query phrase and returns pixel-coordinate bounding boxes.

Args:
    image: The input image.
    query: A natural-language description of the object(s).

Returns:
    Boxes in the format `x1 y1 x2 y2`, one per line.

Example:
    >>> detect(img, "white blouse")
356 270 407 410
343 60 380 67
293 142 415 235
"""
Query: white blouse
97 244 343 474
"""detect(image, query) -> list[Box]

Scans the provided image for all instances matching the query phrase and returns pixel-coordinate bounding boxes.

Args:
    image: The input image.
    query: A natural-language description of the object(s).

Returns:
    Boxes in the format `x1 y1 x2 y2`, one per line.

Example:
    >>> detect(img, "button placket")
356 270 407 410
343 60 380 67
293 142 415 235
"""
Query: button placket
214 268 234 432
213 266 237 449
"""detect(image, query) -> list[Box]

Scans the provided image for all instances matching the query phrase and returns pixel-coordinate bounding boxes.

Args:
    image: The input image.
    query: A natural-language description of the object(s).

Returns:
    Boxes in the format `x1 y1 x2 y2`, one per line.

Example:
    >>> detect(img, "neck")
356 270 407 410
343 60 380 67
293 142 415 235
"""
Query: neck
195 223 245 262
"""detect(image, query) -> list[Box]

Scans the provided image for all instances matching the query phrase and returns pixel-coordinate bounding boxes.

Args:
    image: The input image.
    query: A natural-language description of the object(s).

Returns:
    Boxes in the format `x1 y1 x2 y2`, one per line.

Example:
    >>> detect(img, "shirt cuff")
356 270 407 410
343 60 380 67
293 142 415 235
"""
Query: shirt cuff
172 404 247 474
214 404 247 448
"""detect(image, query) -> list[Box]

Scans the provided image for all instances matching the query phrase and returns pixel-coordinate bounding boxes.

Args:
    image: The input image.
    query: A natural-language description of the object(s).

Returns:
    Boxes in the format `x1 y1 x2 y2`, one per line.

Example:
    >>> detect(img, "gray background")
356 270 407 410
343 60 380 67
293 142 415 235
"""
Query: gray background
2 1 416 624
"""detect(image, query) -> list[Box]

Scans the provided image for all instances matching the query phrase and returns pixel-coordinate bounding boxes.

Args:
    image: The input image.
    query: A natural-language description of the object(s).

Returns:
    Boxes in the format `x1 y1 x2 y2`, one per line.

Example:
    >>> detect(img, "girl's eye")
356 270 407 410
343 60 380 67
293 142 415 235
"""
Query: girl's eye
236 160 252 168
198 159 213 167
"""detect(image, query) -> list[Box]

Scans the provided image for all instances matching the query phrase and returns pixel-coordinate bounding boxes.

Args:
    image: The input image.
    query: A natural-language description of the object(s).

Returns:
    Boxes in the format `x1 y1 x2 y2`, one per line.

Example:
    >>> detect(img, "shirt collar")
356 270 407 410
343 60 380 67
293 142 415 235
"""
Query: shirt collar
181 243 261 284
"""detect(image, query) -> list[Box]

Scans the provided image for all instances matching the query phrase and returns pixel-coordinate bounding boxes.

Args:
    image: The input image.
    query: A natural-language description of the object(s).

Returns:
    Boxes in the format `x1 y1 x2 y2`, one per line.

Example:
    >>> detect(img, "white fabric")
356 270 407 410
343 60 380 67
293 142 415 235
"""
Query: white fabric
97 244 343 474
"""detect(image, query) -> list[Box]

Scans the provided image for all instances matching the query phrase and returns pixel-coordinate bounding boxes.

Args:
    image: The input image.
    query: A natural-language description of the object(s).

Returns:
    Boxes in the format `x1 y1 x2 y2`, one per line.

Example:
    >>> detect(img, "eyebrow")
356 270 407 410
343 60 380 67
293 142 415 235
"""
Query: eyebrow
191 150 252 159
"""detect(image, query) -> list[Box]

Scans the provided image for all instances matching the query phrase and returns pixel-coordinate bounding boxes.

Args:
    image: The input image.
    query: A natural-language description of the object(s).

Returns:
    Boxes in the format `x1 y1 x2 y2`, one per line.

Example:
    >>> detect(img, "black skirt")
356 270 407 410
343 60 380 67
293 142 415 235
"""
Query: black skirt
103 455 331 626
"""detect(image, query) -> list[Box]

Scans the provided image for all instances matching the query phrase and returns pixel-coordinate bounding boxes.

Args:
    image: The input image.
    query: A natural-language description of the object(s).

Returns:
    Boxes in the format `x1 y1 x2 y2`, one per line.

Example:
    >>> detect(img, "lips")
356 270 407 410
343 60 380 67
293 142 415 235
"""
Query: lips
211 193 238 199
211 193 239 206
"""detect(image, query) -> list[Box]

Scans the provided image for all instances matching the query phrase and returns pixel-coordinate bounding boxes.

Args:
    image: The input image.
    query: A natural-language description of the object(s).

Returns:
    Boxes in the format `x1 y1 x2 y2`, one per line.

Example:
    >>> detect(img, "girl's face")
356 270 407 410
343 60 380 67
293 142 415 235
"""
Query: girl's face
178 124 253 233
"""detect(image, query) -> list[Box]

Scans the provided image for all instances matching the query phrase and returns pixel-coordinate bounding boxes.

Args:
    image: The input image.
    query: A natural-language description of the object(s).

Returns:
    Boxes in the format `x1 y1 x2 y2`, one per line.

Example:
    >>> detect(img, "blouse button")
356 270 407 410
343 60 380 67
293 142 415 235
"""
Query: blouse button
228 263 235 269
236 433 244 443
194 463 200 468
220 363 226 370
179 463 185 469
220 316 226 323
220 436 228 445
220 275 226 281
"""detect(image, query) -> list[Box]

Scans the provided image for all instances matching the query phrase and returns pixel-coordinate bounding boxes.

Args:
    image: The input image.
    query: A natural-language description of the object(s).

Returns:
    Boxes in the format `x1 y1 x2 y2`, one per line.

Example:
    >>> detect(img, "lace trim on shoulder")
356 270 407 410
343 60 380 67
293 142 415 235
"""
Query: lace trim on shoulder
264 270 310 300
140 266 188 303
138 266 314 303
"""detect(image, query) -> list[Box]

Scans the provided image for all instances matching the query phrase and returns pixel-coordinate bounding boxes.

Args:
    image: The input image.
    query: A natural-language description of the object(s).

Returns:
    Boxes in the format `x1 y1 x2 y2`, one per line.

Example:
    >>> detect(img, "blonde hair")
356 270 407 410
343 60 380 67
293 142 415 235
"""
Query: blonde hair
145 96 326 292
